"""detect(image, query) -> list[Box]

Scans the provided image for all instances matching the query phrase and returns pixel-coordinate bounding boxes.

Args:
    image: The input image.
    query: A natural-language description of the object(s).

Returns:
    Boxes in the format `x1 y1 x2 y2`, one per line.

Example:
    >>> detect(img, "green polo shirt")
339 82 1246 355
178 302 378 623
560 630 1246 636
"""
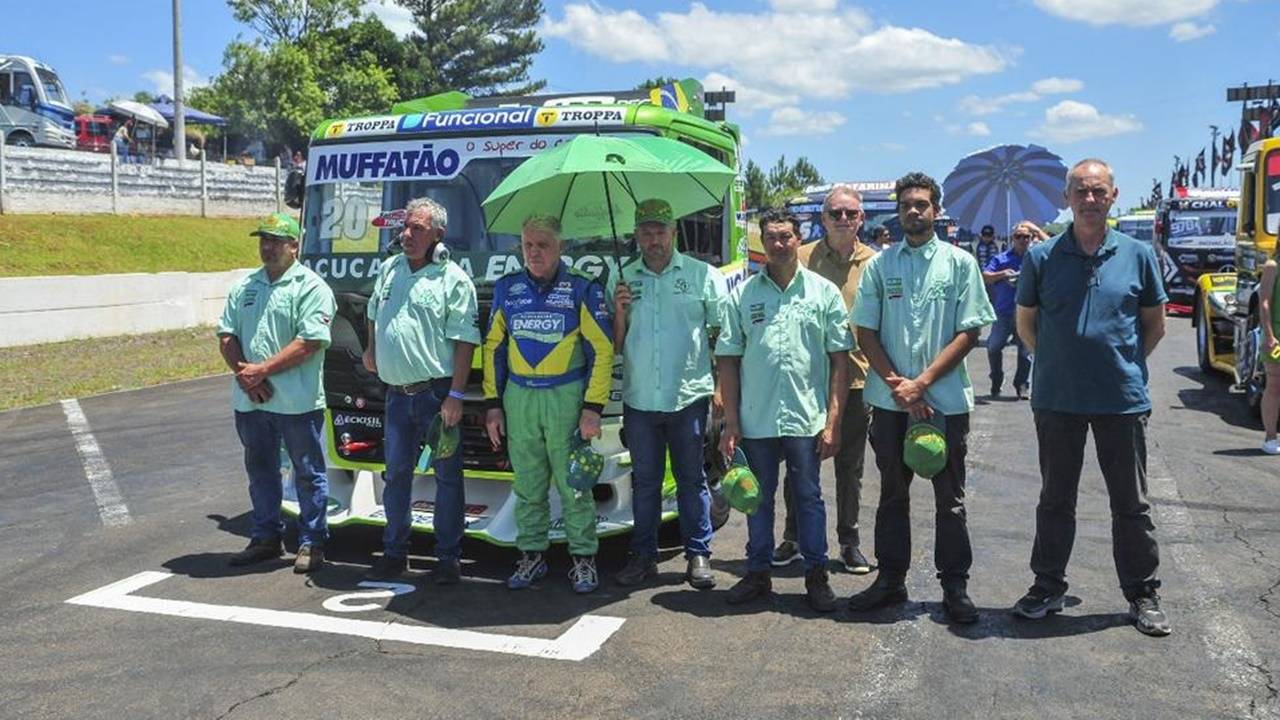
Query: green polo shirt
217 261 335 415
606 251 727 412
367 254 481 386
715 265 852 438
853 235 995 415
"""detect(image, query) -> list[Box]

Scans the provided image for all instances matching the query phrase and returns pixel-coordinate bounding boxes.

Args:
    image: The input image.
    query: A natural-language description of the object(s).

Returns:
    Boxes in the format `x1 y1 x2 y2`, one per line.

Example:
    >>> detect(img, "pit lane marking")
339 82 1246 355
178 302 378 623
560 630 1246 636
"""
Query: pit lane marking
61 399 132 527
65 571 625 662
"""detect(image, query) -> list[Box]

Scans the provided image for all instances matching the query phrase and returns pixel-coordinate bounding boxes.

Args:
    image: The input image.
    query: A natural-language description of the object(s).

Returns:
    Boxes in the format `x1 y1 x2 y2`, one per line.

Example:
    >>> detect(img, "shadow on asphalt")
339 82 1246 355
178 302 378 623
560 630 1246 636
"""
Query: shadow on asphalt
941 609 1133 639
1171 366 1262 431
1212 448 1270 457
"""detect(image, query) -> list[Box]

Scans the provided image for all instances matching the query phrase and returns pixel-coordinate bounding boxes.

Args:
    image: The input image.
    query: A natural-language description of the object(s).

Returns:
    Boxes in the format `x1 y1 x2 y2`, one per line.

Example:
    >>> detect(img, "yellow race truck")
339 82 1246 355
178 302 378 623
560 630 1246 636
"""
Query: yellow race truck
1193 137 1280 410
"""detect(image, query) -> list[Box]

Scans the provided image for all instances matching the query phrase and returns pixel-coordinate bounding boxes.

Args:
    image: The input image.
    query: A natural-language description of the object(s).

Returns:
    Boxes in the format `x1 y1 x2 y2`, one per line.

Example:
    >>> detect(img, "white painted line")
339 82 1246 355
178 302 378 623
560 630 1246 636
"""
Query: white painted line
60 398 132 527
1147 450 1271 718
66 571 625 662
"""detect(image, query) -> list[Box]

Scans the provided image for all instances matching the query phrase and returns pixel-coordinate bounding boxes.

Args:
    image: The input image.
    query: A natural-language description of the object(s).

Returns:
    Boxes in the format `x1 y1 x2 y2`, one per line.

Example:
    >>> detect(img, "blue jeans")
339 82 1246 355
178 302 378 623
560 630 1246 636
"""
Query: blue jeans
234 409 328 546
383 381 465 561
987 313 1031 391
624 399 713 560
741 436 826 572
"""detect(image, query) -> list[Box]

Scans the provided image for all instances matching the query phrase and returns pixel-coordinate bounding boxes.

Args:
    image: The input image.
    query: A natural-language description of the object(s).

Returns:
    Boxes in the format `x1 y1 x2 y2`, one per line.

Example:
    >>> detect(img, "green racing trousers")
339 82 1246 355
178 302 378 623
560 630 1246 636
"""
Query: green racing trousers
504 380 599 556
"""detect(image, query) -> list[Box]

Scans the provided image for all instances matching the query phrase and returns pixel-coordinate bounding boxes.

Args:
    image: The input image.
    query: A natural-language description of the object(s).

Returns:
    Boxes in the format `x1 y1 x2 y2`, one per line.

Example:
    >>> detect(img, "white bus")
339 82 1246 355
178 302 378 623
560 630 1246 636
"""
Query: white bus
0 55 75 148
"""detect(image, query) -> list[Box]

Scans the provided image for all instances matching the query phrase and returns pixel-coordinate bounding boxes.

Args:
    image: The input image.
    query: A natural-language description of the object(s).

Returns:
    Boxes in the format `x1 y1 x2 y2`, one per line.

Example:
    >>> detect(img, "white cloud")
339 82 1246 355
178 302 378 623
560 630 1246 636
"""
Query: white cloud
966 122 991 136
1030 100 1142 143
108 54 129 65
1031 77 1084 95
702 72 797 115
1033 0 1217 26
141 66 207 96
1169 22 1216 42
542 2 1006 101
362 0 416 38
761 107 847 136
961 76 1084 115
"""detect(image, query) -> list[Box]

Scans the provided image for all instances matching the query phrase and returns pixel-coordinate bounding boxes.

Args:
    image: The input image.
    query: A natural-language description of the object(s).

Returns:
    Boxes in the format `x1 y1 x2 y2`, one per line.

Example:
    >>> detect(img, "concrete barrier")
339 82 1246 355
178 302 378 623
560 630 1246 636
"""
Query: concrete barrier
0 269 254 348
0 146 282 217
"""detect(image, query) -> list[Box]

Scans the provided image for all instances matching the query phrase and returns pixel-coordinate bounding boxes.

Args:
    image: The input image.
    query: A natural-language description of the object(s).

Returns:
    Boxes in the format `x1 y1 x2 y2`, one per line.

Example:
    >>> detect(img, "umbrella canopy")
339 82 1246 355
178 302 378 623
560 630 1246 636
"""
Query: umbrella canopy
148 97 227 127
105 100 169 128
481 134 735 241
942 144 1067 234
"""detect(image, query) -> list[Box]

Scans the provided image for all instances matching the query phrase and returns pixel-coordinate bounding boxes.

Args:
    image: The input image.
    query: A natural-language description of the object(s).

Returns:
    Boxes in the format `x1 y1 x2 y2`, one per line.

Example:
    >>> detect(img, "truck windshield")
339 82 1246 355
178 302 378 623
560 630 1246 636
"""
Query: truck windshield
1267 152 1280 235
36 68 67 105
1168 212 1236 240
1117 220 1153 242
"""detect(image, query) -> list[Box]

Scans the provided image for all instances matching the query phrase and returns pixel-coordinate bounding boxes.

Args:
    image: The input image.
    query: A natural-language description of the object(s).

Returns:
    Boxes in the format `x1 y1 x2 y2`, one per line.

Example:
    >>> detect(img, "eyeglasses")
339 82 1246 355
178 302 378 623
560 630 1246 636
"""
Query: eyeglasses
827 208 861 220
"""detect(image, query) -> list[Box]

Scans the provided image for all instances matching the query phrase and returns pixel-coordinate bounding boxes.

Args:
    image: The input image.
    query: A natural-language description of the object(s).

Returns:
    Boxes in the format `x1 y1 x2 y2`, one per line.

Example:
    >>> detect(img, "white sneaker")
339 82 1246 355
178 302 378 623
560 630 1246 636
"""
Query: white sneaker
1262 438 1280 455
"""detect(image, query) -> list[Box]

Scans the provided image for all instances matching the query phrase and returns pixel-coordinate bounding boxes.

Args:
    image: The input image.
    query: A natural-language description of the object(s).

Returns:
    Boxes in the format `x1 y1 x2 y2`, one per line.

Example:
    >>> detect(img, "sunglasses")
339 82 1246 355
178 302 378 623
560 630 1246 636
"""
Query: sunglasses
827 209 861 220
1012 233 1033 240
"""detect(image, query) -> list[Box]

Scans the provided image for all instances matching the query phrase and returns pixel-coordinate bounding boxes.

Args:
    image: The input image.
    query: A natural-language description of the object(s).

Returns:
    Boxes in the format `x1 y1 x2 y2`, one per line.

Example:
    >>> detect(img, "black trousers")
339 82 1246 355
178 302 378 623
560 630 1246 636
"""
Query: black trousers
869 408 972 587
1030 410 1161 601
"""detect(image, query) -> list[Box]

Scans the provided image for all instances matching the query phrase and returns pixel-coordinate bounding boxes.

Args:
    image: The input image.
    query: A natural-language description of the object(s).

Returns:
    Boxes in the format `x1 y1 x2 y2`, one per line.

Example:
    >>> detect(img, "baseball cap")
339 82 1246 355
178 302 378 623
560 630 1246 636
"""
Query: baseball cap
415 414 461 472
567 431 605 493
903 420 947 478
980 224 995 236
634 198 674 226
720 447 761 515
251 212 301 241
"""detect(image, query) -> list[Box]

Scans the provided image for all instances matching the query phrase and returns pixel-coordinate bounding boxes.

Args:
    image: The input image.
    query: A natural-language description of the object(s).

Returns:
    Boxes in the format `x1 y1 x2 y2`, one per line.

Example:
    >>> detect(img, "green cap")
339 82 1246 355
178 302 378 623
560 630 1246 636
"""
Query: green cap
903 422 947 478
567 432 604 493
251 212 301 241
720 447 761 515
415 415 460 473
634 198 674 226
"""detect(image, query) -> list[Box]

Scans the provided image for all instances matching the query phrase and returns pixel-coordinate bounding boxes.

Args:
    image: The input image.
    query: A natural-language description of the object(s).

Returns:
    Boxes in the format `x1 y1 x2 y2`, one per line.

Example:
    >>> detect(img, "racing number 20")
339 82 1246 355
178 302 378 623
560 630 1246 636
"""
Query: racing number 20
318 196 371 243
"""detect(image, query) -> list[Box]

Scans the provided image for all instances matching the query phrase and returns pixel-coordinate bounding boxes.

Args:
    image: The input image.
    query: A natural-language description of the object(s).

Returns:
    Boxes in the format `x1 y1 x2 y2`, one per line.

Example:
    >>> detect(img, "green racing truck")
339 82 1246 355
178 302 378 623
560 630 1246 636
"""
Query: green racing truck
284 79 750 547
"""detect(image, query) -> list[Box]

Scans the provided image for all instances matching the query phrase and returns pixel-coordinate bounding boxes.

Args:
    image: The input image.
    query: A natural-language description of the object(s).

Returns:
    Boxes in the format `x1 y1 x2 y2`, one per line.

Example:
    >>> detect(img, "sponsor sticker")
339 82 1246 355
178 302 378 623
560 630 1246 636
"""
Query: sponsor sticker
886 277 904 299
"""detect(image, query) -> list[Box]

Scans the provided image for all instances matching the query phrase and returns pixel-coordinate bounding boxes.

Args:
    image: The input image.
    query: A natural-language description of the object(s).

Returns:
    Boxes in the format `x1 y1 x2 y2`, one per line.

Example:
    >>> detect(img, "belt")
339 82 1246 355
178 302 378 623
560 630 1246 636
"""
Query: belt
390 378 447 396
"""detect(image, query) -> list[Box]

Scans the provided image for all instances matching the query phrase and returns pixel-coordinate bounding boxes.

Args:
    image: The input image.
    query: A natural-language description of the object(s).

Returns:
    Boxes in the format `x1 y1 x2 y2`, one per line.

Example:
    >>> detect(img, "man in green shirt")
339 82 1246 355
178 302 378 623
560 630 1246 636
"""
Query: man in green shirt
608 199 727 590
217 212 336 574
363 197 480 583
716 207 851 612
850 172 995 624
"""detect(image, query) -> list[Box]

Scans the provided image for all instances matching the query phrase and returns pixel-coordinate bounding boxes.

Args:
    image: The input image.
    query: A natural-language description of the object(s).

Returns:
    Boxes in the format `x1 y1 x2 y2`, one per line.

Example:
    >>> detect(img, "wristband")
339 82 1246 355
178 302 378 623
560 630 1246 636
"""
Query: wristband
448 389 466 400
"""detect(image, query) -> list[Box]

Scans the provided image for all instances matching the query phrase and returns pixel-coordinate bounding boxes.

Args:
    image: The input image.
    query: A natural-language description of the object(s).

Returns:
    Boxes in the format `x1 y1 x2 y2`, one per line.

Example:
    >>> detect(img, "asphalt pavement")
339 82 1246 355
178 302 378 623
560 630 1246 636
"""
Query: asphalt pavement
1 317 1277 719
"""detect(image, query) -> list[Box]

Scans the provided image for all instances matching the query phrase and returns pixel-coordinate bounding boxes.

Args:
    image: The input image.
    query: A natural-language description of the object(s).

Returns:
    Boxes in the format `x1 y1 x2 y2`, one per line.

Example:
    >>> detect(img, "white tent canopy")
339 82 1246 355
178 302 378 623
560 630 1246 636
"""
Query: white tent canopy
107 100 169 128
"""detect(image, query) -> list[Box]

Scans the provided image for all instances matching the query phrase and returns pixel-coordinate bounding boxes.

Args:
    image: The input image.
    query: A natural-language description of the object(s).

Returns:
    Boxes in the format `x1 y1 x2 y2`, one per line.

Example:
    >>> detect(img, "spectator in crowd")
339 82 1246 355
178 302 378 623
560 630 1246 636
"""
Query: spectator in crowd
1012 158 1171 637
982 222 1038 399
1259 241 1280 455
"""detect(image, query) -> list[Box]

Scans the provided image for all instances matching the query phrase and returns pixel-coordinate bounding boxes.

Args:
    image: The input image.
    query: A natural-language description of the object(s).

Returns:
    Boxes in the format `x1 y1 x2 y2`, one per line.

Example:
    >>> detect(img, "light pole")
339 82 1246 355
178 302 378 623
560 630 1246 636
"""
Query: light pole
172 0 186 167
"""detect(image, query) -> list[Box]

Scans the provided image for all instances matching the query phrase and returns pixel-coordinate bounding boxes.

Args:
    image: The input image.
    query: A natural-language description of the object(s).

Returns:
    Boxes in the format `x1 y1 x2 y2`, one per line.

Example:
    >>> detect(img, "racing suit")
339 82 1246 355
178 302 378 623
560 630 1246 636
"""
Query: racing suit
483 261 614 556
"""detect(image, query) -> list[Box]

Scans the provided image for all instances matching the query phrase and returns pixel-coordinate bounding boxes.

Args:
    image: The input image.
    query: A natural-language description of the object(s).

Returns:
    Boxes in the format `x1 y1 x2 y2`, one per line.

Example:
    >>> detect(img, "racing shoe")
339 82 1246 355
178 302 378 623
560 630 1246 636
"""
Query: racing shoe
229 537 283 567
569 555 599 594
293 543 324 574
507 552 548 590
1129 595 1172 637
614 554 658 587
1011 585 1065 619
771 540 801 567
805 566 837 612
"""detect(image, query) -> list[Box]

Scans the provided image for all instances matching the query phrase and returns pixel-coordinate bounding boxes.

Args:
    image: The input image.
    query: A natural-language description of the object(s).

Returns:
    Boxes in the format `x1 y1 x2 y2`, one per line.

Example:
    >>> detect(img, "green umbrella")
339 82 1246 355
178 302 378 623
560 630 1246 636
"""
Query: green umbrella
481 134 736 264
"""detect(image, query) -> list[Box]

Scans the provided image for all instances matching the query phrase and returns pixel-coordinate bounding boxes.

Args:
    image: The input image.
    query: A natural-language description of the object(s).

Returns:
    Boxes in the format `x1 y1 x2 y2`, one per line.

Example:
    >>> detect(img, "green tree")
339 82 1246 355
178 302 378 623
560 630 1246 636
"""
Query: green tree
635 76 681 91
396 0 546 96
757 154 824 207
133 91 159 104
228 0 362 43
743 159 767 210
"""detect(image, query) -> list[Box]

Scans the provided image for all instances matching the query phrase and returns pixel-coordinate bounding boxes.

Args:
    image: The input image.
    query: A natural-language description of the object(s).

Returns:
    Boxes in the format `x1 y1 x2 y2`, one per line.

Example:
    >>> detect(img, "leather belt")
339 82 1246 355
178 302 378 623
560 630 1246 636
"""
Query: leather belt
390 379 444 396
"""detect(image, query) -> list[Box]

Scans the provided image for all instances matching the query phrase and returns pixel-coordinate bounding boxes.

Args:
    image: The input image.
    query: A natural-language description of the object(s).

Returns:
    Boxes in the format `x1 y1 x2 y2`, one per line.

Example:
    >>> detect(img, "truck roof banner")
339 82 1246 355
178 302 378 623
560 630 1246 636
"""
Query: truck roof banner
307 135 575 186
319 105 633 140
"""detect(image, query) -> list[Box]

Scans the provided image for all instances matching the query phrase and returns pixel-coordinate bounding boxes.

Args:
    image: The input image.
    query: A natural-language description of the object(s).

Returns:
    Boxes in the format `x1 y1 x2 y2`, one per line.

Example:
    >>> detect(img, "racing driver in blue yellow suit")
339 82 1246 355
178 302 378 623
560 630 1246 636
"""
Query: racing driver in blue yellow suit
483 214 615 593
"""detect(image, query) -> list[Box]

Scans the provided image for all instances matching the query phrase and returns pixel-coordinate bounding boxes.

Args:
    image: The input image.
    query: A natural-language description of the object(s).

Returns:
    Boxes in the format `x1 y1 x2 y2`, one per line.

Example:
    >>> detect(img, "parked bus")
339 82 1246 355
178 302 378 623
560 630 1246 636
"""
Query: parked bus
293 79 746 546
0 55 75 148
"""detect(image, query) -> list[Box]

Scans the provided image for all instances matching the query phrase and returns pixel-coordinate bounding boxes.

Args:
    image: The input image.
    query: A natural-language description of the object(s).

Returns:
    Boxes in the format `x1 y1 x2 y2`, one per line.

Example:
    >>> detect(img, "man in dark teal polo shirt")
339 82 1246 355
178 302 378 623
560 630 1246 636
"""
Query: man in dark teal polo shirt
1012 158 1171 637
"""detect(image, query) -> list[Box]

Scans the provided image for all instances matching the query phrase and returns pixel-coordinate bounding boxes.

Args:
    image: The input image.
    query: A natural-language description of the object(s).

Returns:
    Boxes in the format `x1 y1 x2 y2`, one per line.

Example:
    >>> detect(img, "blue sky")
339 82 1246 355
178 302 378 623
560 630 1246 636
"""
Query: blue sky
3 0 1277 214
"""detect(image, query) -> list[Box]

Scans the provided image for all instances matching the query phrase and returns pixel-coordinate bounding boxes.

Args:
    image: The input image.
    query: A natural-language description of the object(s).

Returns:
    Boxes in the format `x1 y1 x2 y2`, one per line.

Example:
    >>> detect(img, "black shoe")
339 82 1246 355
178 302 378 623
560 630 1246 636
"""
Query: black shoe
229 537 283 567
293 543 323 574
686 555 715 589
840 545 872 575
771 540 801 567
847 576 908 612
943 585 979 624
1012 585 1065 619
726 570 771 604
432 558 461 585
805 566 837 612
1129 594 1172 637
990 384 1001 398
1014 385 1027 400
366 554 408 580
614 554 658 587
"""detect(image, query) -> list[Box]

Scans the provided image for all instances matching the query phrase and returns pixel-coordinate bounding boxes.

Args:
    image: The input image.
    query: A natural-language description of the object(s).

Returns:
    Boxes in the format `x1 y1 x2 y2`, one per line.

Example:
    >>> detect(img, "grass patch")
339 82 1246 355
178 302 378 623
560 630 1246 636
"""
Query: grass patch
0 326 227 411
0 215 261 276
